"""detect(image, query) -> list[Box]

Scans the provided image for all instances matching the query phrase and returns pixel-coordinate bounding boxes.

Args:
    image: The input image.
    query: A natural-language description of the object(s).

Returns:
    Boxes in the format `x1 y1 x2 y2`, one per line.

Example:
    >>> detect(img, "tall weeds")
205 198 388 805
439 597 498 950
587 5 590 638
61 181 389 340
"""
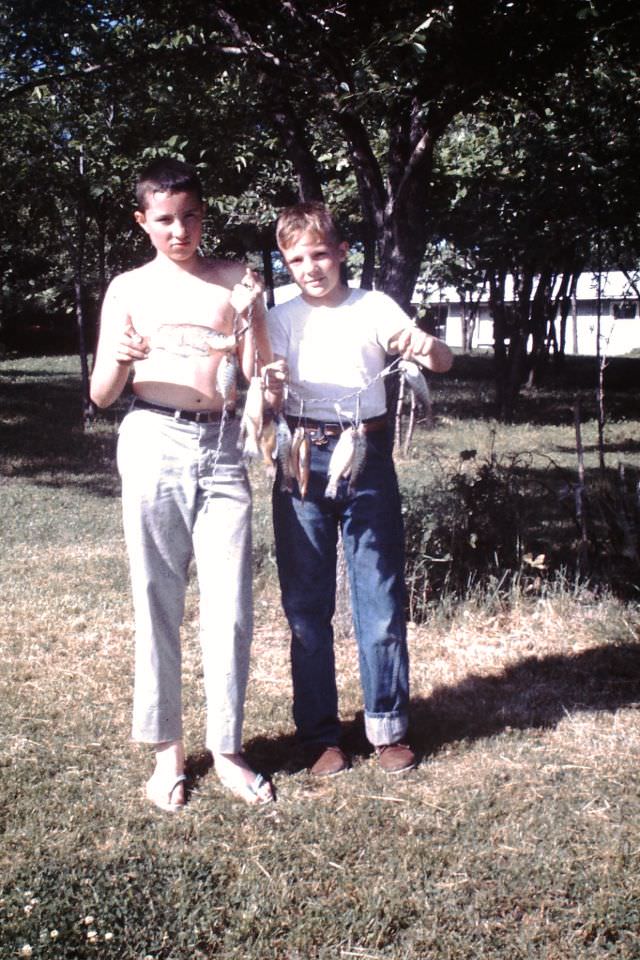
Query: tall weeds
402 435 640 623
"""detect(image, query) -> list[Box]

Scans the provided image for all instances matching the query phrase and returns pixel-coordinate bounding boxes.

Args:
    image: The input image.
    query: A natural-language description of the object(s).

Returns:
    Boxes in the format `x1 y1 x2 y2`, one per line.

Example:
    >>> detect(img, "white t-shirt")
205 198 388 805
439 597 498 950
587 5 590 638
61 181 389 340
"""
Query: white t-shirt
268 287 409 421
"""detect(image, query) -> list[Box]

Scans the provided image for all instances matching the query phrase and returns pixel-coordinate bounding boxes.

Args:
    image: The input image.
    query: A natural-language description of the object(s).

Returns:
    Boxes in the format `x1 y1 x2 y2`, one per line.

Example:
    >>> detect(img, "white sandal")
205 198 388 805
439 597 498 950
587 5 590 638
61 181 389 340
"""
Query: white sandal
145 773 187 813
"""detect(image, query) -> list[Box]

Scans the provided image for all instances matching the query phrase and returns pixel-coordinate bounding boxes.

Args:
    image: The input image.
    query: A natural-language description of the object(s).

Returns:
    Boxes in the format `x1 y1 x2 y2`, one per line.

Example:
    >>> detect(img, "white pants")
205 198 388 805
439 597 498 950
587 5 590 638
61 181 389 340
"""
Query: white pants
117 407 252 751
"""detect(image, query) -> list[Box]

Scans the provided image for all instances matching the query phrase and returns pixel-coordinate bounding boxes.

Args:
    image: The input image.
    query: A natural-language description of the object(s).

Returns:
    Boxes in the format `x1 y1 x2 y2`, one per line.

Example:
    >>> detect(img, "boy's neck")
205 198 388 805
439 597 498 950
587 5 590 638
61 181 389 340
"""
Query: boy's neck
302 283 351 308
151 250 204 277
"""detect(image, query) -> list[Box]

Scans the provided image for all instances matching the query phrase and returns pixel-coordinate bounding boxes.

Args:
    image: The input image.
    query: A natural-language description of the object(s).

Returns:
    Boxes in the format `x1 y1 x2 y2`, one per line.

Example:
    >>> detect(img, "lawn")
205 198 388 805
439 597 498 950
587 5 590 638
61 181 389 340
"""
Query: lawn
1 353 639 960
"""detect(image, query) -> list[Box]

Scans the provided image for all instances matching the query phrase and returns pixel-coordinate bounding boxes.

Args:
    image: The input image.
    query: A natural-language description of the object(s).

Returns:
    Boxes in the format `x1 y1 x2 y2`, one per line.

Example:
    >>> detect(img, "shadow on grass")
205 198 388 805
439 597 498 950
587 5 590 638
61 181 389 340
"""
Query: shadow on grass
0 373 127 496
184 749 215 799
411 640 640 760
245 641 640 775
437 354 640 426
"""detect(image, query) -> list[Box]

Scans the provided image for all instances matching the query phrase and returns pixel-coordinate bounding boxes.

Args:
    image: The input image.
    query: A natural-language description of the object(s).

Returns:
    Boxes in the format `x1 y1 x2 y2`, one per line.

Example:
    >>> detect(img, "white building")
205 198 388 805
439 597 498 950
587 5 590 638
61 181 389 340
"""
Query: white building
423 271 640 356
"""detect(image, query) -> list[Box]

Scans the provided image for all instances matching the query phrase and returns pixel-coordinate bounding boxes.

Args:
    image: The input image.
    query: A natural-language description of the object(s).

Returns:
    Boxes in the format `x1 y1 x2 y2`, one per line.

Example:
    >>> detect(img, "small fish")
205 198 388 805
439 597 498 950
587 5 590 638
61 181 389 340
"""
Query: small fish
259 416 277 478
239 376 265 457
325 427 356 499
297 430 311 500
216 352 238 408
152 323 238 357
289 426 305 482
275 415 294 492
399 360 431 411
347 423 367 495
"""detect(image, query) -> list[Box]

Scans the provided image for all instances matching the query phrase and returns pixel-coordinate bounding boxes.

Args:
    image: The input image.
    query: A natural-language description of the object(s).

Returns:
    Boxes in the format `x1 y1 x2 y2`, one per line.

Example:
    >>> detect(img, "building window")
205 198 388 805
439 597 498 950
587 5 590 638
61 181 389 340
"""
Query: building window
613 300 636 319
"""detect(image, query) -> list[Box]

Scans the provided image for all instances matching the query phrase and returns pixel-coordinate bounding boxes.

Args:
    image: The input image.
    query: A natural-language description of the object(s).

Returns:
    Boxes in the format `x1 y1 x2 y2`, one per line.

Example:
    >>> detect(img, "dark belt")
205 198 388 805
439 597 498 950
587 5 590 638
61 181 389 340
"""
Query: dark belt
131 397 230 423
285 414 388 439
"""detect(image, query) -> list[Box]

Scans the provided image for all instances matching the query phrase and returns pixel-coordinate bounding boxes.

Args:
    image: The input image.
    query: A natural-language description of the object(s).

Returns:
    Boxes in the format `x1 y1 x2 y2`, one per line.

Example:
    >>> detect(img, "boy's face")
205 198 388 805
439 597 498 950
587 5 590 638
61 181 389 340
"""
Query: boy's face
134 189 204 263
280 229 349 307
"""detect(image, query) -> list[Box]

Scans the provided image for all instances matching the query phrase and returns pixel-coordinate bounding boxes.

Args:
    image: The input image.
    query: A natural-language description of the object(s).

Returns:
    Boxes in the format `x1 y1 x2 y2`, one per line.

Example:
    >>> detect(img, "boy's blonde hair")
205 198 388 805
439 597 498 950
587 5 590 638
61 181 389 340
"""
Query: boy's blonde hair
276 201 342 251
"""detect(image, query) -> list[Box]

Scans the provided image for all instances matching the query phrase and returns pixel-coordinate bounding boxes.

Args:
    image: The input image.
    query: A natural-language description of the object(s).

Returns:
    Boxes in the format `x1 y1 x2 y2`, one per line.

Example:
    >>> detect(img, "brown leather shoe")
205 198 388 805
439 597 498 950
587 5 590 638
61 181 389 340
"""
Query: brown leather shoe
376 743 416 774
308 745 349 777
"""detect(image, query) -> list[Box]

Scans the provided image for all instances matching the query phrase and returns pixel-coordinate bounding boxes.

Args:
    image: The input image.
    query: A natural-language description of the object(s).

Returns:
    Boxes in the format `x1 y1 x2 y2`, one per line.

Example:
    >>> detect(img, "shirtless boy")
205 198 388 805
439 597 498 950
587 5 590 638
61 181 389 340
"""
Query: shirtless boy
91 157 278 810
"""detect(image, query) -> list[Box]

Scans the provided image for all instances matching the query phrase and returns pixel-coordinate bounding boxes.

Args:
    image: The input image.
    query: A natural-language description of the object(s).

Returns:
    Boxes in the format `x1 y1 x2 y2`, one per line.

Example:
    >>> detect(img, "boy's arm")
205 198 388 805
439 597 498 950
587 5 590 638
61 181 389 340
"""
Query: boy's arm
230 267 273 382
230 266 287 407
388 327 453 374
90 277 149 408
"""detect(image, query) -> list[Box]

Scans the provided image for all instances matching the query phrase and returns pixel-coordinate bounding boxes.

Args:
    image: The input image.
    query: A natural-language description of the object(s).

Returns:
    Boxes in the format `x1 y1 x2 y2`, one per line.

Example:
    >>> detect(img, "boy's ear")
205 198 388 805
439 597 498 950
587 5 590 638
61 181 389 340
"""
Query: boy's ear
338 241 349 261
134 209 149 234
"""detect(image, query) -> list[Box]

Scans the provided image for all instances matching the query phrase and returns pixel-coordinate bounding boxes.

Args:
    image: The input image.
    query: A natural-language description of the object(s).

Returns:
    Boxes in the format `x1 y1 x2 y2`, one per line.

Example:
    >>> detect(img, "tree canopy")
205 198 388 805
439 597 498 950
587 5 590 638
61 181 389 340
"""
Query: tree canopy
2 1 639 415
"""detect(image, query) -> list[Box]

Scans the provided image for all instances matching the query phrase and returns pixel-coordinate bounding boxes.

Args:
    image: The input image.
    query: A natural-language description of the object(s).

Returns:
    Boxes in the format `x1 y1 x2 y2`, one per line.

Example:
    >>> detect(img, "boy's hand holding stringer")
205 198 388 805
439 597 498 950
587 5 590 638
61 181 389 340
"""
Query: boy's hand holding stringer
389 326 453 374
261 358 289 411
230 267 265 320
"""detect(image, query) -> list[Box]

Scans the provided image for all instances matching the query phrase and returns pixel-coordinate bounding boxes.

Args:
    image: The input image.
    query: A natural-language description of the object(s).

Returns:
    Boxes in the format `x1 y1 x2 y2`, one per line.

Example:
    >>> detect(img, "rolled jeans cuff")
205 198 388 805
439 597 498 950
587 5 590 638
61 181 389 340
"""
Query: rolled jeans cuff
365 712 408 748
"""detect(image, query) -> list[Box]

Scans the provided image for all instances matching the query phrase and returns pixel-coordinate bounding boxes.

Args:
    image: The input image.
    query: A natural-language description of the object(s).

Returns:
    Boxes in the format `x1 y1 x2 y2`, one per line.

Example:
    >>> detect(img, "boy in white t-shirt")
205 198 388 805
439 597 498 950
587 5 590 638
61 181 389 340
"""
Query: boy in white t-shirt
268 202 452 776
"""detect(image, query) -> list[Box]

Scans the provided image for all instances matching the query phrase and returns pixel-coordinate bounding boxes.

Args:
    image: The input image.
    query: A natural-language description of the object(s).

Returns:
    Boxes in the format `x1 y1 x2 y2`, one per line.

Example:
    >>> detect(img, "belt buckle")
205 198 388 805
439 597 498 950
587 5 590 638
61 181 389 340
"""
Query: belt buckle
309 426 328 446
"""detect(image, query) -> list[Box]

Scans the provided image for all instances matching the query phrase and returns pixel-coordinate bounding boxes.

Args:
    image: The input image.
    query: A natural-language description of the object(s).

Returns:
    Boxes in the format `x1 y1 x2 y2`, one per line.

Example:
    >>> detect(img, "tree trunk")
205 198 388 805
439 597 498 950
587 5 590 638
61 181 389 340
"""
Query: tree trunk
73 153 94 425
269 92 324 202
262 246 275 309
502 268 533 421
377 175 430 311
527 268 553 385
489 268 508 416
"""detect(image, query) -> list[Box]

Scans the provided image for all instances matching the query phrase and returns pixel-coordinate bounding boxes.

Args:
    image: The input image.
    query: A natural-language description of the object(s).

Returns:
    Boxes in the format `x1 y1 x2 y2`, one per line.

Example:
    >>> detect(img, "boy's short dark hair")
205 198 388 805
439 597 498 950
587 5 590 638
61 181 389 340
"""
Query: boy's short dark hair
135 157 203 210
276 201 342 251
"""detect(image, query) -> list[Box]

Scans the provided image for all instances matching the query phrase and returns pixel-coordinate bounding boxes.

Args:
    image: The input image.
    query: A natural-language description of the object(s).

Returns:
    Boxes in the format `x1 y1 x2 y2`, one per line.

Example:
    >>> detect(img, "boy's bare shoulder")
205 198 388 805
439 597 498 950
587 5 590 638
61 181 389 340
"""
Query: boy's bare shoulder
199 257 247 288
106 263 152 295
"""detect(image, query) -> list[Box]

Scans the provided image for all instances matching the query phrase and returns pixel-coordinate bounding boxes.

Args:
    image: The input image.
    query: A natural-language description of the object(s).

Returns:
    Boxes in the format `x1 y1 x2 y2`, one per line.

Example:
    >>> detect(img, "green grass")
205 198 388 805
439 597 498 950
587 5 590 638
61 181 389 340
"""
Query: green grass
1 354 640 959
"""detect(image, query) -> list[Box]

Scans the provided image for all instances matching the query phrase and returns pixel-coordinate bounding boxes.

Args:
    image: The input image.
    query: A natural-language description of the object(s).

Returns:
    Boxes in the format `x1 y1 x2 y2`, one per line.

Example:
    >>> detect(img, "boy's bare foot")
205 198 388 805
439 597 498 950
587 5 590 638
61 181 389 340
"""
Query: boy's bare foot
145 739 186 813
213 751 274 805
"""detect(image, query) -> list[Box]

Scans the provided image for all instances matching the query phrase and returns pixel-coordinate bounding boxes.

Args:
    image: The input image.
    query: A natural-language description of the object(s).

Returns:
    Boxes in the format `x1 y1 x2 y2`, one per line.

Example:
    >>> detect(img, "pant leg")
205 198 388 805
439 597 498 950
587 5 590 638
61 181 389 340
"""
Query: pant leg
340 430 410 746
272 448 341 746
117 409 196 744
193 416 253 754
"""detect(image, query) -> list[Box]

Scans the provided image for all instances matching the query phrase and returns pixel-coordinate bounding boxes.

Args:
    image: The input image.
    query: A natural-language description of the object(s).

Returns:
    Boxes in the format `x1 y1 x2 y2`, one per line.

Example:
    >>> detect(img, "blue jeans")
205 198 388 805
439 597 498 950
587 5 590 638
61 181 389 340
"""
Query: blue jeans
272 426 409 748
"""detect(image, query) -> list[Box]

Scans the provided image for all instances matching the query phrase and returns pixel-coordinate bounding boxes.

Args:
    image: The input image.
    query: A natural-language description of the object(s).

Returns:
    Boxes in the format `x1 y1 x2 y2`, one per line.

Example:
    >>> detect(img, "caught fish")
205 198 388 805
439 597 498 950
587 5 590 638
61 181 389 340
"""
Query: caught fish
216 352 238 408
289 426 305 482
347 423 367 495
399 360 431 411
259 416 277 478
288 426 311 499
239 375 265 457
297 429 311 500
151 323 238 357
275 415 294 492
325 427 356 499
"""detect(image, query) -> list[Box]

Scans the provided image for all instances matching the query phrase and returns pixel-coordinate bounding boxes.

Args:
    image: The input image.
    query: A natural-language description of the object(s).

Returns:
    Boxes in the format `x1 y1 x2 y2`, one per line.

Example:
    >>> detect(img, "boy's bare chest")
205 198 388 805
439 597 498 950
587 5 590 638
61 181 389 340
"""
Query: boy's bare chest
128 273 233 335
